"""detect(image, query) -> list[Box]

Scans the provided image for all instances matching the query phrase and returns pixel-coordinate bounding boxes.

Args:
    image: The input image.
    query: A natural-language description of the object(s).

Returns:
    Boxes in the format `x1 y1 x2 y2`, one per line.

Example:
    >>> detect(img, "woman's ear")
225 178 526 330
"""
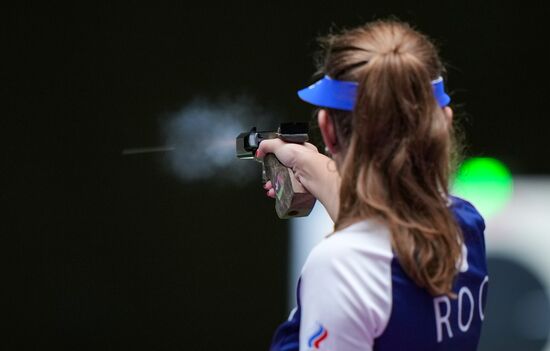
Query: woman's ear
318 109 338 154
443 106 453 128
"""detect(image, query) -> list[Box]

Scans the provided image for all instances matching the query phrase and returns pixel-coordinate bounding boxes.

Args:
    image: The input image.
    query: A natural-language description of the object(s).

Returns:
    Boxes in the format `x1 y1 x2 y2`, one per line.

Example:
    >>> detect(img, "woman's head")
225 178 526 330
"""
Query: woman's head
315 20 462 296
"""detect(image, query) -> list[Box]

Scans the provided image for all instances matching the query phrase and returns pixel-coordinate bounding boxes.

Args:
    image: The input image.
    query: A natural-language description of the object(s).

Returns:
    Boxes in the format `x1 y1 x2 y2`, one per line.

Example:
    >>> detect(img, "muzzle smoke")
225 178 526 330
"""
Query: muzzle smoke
161 97 274 184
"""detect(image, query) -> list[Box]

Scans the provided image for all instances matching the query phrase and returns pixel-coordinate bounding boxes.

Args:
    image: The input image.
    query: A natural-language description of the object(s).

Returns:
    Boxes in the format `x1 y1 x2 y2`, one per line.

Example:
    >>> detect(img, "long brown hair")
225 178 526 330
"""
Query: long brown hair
316 20 462 296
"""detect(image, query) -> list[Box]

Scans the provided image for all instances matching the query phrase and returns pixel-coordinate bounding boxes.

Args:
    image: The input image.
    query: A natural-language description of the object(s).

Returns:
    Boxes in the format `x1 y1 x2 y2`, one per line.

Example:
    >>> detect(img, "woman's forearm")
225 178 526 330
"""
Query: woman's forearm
294 152 340 222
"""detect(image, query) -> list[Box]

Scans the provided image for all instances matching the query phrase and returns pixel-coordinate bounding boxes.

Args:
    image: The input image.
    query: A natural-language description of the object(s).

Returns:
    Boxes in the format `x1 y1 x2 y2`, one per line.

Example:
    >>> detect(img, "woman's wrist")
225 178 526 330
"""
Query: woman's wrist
294 151 340 221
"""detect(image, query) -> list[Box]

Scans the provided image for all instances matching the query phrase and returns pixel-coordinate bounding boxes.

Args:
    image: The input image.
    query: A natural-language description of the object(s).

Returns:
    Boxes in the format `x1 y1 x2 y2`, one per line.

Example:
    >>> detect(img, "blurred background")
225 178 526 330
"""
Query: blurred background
4 1 549 350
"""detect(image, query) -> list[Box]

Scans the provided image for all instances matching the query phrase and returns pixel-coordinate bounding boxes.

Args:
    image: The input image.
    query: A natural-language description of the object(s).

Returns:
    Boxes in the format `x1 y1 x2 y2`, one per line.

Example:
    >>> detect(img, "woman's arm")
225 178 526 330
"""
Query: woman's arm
256 139 340 221
297 226 393 351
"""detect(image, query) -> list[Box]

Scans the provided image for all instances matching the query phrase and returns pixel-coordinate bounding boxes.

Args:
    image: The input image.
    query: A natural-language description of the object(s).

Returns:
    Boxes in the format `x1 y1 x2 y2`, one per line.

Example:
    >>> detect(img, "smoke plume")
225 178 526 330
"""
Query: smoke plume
162 97 274 184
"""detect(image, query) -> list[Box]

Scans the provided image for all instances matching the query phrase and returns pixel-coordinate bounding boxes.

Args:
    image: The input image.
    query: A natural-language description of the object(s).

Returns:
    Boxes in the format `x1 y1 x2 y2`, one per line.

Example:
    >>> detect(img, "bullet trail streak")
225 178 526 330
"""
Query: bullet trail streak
121 146 176 155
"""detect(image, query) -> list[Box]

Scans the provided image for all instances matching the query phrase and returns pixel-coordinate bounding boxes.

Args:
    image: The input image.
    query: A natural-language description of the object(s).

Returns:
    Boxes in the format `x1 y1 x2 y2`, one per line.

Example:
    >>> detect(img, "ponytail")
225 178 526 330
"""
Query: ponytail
323 20 462 296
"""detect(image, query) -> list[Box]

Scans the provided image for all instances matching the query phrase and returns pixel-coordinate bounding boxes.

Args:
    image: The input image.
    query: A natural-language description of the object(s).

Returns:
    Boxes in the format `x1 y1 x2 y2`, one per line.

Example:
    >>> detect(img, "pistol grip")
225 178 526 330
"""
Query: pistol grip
263 154 316 218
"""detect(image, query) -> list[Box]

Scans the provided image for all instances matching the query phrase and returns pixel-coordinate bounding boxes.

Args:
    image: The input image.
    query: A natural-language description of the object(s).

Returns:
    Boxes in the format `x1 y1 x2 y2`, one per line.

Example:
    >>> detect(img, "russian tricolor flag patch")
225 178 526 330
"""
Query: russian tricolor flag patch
307 324 328 349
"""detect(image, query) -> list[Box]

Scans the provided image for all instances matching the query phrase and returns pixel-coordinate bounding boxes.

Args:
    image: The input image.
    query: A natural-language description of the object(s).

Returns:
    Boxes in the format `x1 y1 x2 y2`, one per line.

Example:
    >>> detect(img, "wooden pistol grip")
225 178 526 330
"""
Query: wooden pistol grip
263 154 316 218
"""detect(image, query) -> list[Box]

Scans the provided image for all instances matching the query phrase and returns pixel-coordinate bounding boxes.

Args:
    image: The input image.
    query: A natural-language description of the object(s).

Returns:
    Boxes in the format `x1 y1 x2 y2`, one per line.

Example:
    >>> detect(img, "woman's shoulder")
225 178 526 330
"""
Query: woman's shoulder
449 196 486 234
298 218 395 344
301 218 394 277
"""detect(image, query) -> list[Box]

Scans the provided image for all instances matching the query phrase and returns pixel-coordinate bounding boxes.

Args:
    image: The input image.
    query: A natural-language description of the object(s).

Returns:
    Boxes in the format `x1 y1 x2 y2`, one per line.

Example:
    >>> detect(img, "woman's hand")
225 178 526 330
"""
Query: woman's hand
256 139 341 222
255 138 318 169
256 139 318 198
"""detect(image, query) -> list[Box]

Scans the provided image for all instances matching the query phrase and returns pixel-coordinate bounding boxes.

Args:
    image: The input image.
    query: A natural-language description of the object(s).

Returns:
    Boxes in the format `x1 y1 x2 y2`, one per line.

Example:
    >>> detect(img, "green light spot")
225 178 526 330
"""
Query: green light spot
452 157 513 218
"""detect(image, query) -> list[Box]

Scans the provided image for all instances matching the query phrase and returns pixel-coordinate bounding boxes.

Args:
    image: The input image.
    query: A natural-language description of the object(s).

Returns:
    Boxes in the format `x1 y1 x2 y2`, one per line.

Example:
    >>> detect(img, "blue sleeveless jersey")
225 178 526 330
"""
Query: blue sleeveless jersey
270 197 488 351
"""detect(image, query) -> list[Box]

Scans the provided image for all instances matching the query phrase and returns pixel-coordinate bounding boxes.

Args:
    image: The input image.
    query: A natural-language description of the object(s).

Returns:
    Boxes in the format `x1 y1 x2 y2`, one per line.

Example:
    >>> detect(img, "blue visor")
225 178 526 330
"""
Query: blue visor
297 75 450 111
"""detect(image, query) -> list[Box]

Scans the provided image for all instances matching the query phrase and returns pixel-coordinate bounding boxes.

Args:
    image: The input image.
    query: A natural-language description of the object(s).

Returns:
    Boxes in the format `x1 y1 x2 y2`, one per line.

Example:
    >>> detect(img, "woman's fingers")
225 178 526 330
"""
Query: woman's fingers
264 181 275 198
256 138 286 159
258 139 318 157
304 142 318 152
256 139 320 170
